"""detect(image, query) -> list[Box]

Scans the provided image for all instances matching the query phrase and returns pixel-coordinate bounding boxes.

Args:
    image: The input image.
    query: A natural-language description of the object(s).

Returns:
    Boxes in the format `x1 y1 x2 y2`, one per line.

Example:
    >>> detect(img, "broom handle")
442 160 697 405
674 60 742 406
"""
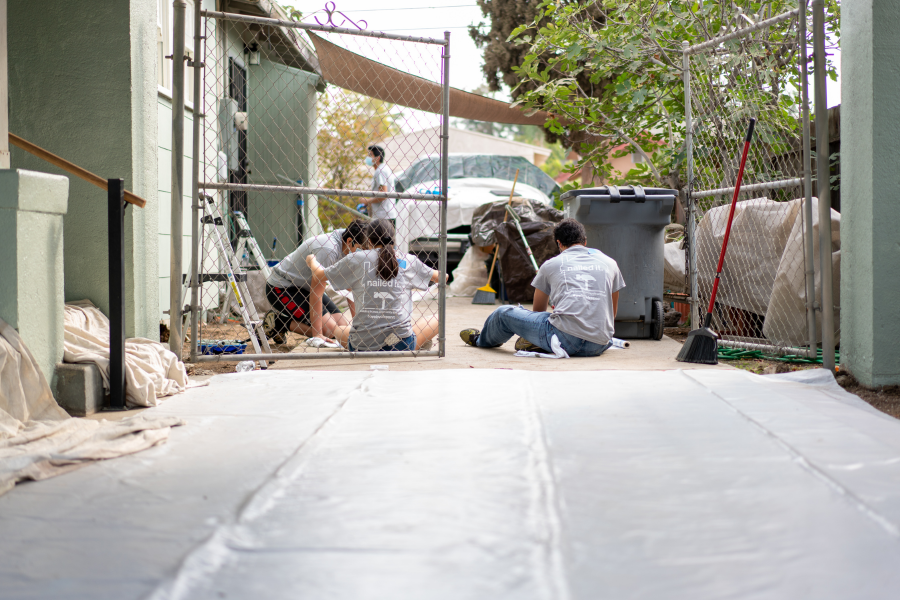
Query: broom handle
485 169 520 285
706 119 756 321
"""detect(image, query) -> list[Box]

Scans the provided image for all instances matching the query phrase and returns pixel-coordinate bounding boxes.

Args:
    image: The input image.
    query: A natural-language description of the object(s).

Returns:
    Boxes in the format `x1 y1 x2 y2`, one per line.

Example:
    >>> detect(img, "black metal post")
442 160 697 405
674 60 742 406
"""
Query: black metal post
108 179 126 409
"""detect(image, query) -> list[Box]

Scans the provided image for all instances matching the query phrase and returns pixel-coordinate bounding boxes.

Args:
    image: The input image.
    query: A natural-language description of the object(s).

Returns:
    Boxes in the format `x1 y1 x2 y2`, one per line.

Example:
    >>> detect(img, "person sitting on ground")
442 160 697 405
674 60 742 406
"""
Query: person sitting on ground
264 220 367 343
459 218 624 357
306 219 444 352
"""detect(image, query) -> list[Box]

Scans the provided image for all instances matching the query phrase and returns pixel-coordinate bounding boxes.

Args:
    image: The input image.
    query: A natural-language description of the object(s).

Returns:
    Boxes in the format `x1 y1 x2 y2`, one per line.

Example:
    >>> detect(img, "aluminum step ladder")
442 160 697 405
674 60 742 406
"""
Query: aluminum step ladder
232 210 272 280
188 194 272 369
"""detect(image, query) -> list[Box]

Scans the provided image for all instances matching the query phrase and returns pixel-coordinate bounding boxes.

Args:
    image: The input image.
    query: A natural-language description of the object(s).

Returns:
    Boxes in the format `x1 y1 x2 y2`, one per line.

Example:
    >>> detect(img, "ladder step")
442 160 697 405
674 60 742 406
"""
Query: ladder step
182 273 247 283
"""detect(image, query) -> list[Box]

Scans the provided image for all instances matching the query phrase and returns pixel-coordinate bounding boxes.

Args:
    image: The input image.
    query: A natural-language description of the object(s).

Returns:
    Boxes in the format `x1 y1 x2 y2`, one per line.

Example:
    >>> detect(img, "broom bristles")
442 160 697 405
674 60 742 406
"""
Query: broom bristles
676 328 719 364
472 285 497 305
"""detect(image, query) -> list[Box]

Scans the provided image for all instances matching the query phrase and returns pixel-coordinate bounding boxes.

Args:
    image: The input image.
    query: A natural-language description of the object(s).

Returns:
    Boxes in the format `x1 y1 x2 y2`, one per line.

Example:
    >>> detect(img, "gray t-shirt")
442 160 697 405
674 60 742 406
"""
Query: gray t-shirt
531 245 625 345
324 249 433 350
267 229 345 289
370 163 397 220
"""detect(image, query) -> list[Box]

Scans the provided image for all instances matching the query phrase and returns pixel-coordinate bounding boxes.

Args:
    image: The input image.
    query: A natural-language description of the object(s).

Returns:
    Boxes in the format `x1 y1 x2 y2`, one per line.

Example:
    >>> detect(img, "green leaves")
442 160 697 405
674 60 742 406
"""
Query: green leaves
504 0 839 191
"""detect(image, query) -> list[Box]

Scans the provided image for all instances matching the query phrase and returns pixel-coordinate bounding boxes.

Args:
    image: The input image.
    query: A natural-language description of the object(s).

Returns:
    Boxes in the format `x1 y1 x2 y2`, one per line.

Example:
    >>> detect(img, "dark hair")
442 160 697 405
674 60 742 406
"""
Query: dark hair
341 219 367 246
367 219 398 281
368 145 386 162
554 218 587 248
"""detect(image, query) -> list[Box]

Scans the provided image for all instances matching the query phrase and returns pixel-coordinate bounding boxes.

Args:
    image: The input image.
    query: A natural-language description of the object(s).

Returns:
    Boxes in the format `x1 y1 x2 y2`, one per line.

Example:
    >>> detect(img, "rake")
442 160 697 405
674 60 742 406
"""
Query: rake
472 169 520 305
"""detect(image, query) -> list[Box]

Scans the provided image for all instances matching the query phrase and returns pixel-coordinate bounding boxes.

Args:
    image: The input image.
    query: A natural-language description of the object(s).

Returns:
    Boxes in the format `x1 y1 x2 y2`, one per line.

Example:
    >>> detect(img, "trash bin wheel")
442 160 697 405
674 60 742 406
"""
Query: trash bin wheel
651 299 664 341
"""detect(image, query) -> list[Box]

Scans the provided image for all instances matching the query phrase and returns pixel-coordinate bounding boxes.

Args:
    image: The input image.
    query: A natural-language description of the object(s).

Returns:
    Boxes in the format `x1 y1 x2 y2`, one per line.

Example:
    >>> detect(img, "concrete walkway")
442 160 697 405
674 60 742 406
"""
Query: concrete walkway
268 296 728 372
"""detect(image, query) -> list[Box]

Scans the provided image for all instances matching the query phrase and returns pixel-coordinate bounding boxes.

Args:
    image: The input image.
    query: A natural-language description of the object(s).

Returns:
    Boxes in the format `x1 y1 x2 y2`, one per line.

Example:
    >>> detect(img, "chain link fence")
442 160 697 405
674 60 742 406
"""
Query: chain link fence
683 7 831 357
187 10 449 364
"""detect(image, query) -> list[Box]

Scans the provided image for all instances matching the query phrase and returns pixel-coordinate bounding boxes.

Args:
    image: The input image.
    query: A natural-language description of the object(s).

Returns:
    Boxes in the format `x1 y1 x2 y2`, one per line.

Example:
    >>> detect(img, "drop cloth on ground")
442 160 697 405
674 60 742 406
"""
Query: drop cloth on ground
2 368 900 599
0 319 183 497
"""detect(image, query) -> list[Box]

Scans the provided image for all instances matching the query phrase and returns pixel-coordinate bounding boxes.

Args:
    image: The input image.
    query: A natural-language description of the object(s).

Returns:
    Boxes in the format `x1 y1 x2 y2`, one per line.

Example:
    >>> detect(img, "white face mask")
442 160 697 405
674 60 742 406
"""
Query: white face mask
365 156 374 167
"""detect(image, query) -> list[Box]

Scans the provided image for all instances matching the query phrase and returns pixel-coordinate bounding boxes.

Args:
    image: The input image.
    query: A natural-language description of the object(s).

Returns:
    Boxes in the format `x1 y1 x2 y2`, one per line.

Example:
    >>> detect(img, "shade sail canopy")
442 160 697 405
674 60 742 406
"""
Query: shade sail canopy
307 31 550 126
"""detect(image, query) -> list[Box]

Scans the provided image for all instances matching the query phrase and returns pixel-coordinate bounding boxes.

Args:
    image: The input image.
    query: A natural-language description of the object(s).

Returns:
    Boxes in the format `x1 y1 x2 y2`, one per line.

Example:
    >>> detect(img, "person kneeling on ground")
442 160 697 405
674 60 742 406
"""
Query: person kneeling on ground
264 220 367 343
306 219 444 352
460 218 625 357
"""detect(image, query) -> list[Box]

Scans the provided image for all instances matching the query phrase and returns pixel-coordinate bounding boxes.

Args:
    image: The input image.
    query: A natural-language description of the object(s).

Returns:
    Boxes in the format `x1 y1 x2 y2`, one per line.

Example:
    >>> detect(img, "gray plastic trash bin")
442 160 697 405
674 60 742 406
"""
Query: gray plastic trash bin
560 185 676 340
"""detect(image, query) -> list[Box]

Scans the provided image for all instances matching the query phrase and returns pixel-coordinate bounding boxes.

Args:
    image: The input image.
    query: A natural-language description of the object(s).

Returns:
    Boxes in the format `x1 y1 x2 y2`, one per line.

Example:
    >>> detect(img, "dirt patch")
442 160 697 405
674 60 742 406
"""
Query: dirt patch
182 326 310 376
835 374 900 420
666 328 899 420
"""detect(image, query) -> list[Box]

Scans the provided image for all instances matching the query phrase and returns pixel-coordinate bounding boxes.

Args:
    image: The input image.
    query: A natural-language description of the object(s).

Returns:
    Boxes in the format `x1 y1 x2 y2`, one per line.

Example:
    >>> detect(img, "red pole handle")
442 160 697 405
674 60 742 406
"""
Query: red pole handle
706 118 756 316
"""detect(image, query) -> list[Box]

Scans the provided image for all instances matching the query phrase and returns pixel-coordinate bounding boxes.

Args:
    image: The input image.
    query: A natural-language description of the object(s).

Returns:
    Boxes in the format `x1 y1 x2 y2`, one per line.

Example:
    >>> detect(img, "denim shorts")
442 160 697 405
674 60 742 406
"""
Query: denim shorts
349 334 416 352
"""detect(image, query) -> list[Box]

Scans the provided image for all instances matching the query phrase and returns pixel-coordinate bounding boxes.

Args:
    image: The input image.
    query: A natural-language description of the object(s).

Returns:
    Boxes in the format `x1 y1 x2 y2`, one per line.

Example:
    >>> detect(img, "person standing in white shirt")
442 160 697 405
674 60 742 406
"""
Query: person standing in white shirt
362 145 410 255
361 145 397 222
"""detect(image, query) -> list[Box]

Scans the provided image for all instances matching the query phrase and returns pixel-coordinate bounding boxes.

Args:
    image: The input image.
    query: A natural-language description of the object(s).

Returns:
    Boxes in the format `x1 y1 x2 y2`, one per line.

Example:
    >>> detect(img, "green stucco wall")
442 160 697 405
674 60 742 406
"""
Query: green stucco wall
0 170 69 387
8 0 159 339
840 0 900 386
248 60 319 255
157 93 195 319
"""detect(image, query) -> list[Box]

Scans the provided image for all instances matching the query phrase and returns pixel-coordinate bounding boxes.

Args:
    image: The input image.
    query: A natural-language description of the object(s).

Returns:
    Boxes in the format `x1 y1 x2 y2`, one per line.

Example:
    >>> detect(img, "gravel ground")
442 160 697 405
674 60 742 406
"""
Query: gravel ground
665 326 900 419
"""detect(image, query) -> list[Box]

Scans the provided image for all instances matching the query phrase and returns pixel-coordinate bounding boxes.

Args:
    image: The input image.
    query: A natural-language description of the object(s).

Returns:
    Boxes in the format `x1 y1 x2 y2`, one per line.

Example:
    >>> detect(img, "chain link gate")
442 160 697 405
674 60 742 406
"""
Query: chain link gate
187 8 449 364
682 6 829 358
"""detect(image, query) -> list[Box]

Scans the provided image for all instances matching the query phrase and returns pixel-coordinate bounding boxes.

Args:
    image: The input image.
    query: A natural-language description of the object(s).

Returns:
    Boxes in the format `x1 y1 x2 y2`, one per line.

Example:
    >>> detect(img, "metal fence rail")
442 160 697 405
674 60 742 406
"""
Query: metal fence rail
183 7 449 364
682 6 828 358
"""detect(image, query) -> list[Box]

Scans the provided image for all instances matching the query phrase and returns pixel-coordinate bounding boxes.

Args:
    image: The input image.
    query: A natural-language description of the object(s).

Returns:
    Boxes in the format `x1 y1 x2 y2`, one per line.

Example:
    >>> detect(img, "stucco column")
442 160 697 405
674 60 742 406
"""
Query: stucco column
7 0 158 339
0 169 68 388
840 0 900 386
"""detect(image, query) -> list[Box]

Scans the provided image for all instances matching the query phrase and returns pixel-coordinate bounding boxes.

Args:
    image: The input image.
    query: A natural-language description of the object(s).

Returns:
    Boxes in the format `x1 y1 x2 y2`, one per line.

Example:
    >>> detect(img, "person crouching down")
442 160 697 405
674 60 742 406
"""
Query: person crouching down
264 220 367 343
460 218 625 357
306 219 444 352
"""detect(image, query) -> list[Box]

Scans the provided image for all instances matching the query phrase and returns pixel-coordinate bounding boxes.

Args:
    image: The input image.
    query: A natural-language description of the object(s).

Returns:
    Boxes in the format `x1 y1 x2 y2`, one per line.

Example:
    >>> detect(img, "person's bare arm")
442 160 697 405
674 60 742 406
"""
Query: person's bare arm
533 289 550 313
612 290 619 318
347 296 356 318
365 184 389 205
430 270 448 284
305 255 328 339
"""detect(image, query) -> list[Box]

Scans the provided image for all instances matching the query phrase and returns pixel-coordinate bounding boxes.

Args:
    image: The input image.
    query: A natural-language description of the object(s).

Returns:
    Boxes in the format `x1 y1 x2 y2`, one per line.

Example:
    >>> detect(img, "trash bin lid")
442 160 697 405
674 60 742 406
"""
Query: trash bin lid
560 185 677 203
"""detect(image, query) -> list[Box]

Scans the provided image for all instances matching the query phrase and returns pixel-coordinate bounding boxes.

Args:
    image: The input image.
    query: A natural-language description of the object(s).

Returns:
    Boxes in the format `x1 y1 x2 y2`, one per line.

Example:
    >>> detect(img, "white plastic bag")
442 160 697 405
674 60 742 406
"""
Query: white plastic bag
448 245 490 297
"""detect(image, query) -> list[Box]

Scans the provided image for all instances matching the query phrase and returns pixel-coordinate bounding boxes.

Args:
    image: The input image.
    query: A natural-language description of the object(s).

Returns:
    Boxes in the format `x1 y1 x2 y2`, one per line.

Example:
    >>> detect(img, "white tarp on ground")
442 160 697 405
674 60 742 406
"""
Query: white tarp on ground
2 368 900 599
64 301 189 407
0 319 183 497
695 197 840 345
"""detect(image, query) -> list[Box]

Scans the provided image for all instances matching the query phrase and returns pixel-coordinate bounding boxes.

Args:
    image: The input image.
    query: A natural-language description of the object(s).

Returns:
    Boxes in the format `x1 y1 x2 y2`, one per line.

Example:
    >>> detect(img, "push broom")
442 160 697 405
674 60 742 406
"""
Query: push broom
677 118 756 364
472 169 519 305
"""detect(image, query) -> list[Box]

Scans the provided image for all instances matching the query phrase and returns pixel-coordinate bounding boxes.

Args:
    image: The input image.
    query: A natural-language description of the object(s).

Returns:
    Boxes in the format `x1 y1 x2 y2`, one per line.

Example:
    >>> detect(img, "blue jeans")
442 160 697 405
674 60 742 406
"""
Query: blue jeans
476 306 611 358
349 334 416 352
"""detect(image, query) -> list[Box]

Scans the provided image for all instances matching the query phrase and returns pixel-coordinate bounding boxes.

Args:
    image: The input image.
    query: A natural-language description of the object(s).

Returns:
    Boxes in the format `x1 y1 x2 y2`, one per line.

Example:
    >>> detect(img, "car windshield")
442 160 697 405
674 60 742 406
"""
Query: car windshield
396 155 560 197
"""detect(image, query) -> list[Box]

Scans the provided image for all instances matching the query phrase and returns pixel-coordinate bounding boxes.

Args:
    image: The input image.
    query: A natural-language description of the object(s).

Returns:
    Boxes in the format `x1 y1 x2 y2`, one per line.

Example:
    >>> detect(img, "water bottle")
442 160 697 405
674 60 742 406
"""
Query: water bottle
235 361 255 373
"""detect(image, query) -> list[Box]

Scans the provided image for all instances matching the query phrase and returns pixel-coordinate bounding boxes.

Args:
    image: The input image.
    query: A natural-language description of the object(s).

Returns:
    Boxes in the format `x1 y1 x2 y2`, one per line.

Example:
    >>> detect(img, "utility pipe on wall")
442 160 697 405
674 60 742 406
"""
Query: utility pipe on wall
170 0 187 357
812 0 835 372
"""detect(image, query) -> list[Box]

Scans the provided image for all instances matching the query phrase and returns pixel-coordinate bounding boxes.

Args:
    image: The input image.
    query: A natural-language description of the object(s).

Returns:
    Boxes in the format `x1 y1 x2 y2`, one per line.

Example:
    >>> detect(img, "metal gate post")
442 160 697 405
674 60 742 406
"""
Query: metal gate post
170 0 187 358
813 0 835 371
438 31 450 357
108 179 126 410
682 41 698 330
189 0 202 363
799 0 818 356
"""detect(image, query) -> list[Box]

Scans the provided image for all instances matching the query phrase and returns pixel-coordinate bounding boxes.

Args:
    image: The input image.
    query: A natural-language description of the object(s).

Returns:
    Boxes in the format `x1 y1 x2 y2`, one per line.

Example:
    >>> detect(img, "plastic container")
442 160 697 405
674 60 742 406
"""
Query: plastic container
200 340 247 355
559 185 677 340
